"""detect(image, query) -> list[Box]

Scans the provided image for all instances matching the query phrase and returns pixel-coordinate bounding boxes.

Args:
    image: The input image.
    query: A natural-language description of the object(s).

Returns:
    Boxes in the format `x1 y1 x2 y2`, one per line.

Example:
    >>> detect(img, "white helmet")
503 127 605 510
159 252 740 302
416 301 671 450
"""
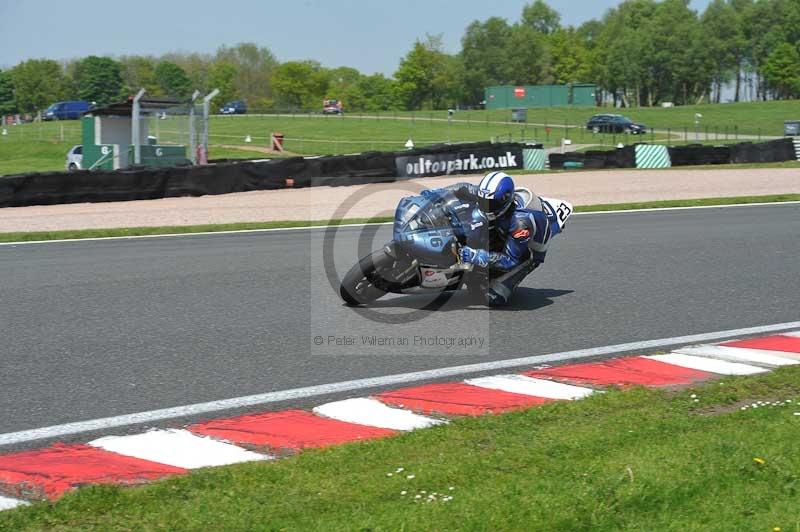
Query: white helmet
477 171 515 220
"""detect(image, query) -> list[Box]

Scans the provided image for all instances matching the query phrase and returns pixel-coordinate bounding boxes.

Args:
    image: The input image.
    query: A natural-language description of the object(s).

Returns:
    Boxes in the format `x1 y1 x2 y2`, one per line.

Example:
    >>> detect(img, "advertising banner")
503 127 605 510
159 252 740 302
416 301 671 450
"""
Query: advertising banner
395 144 525 178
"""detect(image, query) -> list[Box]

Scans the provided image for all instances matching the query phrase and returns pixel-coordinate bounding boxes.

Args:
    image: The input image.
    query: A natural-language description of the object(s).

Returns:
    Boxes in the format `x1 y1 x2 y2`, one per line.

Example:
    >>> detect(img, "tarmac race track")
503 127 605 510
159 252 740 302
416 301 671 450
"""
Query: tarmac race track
1 203 798 447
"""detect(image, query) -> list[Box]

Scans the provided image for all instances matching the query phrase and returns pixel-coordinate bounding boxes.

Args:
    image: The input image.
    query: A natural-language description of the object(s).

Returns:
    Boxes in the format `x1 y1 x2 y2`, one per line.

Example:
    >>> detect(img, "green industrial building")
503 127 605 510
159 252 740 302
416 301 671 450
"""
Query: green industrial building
485 84 598 110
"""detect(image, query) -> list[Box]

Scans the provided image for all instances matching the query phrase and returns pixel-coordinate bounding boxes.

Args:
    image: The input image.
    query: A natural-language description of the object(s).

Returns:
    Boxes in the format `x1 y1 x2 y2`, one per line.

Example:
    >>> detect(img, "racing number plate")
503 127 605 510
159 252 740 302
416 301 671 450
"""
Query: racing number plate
541 196 573 230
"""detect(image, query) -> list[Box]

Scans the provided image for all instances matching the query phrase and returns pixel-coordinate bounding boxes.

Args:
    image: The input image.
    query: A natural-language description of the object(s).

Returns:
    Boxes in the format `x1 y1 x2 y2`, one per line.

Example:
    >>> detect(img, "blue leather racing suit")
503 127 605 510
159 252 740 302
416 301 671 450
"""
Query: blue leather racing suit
430 183 553 305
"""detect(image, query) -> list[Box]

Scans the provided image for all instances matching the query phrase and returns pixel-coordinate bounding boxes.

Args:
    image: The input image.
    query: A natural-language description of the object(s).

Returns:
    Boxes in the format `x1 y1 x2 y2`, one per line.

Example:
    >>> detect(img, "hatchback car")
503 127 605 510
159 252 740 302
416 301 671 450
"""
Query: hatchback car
65 145 83 171
586 114 647 134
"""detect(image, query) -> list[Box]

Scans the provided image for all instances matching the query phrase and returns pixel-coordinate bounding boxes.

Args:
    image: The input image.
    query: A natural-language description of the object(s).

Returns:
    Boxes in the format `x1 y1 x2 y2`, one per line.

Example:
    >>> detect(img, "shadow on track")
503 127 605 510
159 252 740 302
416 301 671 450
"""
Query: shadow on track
349 287 574 313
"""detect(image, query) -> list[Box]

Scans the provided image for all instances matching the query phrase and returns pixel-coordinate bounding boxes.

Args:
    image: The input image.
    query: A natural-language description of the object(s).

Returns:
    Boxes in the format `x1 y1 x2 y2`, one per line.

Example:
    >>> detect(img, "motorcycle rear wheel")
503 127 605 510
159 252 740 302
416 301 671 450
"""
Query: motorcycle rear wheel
340 250 395 306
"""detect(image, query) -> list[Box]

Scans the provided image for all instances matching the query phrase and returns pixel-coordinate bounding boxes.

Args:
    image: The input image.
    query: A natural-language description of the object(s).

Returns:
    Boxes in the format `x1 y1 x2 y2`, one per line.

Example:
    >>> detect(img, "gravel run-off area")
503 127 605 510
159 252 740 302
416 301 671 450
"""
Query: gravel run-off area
0 167 798 233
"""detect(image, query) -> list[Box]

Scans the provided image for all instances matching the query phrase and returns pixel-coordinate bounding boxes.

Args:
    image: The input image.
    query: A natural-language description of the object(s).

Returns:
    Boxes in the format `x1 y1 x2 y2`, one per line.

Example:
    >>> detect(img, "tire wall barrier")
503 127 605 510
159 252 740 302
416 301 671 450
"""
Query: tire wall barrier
549 146 635 170
0 139 796 209
548 138 796 170
0 142 524 208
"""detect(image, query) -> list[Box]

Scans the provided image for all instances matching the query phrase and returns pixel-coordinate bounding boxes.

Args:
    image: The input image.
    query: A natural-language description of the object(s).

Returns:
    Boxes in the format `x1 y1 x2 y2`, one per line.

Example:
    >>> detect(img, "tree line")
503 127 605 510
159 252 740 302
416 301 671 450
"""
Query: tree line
1 0 798 116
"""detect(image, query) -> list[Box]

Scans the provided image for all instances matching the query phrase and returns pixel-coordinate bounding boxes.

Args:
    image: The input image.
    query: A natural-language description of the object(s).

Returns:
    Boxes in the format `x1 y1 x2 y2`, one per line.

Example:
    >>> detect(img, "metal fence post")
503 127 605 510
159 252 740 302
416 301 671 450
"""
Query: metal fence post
188 90 200 164
132 88 146 165
202 89 219 162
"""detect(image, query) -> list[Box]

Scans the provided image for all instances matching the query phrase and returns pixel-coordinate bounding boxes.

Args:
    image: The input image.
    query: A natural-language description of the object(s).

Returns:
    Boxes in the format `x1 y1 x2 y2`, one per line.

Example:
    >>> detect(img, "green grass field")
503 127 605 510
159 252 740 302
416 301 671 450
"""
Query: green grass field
0 140 75 175
2 365 799 531
429 99 800 138
1 100 797 175
0 138 279 176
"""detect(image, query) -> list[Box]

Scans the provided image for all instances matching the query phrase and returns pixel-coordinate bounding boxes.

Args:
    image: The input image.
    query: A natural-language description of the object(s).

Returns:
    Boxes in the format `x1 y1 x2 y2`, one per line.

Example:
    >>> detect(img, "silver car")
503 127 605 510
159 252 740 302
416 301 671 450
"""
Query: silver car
66 145 82 171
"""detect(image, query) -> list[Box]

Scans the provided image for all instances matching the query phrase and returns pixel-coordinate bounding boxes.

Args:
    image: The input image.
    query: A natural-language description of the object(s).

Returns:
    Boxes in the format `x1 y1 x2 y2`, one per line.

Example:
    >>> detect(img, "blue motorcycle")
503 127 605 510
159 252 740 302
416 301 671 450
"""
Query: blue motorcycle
339 188 572 306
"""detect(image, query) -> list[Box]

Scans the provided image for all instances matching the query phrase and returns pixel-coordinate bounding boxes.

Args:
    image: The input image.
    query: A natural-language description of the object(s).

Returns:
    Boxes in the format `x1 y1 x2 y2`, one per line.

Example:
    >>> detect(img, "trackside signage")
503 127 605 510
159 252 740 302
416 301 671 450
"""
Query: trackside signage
396 145 525 178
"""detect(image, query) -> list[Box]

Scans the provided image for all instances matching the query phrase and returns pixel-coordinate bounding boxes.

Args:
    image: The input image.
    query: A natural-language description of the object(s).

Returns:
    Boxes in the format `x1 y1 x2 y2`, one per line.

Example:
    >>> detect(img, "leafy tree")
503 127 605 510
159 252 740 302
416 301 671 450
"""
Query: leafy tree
162 52 212 94
10 59 67 112
208 62 239 107
395 35 459 110
737 0 791 100
154 61 192 99
73 56 125 105
271 61 330 109
763 42 800 99
506 23 551 85
521 0 561 35
327 66 364 110
595 0 657 107
702 0 741 103
119 56 163 96
0 70 15 114
649 0 708 105
459 18 514 104
215 43 278 108
356 74 402 111
576 19 604 49
548 28 591 85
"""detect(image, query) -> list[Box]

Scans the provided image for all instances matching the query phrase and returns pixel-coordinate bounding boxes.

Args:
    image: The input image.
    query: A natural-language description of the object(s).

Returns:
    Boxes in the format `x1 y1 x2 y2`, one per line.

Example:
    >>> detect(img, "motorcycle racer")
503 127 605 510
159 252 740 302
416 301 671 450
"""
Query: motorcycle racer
421 171 553 306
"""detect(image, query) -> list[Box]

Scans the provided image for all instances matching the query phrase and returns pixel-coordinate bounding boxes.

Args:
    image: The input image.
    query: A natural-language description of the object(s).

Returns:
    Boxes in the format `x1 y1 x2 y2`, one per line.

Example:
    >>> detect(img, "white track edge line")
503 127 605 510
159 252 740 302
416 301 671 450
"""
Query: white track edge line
3 201 798 247
0 221 390 247
0 321 798 446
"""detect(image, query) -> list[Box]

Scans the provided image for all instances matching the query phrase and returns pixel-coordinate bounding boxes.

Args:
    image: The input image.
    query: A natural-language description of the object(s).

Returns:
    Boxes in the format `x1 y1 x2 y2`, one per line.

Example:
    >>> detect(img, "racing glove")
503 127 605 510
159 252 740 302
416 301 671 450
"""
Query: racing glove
460 246 490 268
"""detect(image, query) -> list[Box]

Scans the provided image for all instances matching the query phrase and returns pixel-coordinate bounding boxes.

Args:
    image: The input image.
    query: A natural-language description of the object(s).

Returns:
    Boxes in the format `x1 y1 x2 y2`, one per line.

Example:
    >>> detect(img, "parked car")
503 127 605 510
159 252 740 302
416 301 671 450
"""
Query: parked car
586 114 647 135
65 145 83 171
219 101 247 115
43 101 90 121
323 99 343 114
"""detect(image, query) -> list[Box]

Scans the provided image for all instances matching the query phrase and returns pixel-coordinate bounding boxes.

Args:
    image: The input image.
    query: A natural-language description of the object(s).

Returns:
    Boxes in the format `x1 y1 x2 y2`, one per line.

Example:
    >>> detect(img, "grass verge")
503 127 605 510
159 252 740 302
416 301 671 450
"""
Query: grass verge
0 140 75 175
2 366 800 531
1 194 798 244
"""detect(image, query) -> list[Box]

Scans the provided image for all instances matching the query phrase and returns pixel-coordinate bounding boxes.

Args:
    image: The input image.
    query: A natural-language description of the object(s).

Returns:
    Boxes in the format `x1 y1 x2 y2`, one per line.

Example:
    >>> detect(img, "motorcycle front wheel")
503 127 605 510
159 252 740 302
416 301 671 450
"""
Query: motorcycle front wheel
340 250 396 306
